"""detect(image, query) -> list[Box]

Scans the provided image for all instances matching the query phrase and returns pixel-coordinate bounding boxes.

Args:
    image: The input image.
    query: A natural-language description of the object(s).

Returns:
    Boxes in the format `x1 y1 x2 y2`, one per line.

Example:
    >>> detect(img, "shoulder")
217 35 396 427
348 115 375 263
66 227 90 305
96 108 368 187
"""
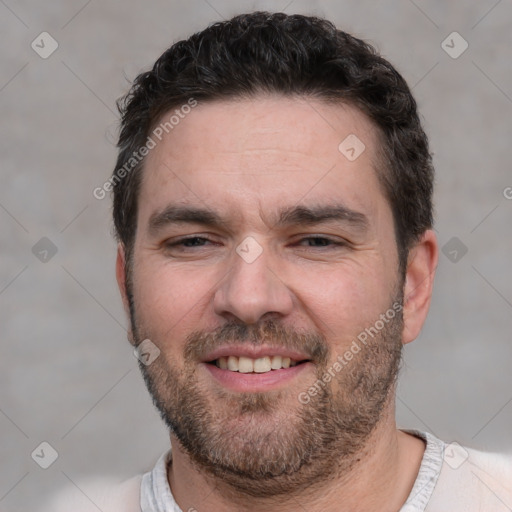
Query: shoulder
38 474 142 512
428 444 512 511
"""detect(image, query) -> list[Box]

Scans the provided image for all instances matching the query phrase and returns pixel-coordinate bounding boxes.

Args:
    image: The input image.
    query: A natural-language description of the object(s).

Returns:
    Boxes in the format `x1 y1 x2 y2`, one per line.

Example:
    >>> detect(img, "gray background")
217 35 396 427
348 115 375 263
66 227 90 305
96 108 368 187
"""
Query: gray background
1 0 511 510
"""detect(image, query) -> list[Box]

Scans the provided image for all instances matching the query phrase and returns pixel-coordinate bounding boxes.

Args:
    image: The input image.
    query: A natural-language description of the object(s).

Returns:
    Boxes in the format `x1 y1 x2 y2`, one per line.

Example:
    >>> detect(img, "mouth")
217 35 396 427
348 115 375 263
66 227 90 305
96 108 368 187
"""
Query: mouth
206 355 310 373
201 347 314 392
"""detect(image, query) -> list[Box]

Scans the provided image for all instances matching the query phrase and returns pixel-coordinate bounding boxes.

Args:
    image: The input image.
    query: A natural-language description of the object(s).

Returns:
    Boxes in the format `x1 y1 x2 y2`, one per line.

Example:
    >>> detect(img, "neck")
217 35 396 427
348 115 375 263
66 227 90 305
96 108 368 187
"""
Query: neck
167 407 425 512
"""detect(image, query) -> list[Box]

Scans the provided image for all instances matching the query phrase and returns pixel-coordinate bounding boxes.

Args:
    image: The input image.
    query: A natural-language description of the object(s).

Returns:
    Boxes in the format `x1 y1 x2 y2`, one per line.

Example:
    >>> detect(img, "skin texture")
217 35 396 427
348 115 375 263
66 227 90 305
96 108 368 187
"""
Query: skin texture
116 96 438 511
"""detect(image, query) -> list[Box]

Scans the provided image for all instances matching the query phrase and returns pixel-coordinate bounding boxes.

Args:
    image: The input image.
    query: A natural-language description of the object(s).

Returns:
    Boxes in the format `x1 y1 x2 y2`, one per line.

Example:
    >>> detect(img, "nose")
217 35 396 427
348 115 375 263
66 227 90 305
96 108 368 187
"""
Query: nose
213 239 294 325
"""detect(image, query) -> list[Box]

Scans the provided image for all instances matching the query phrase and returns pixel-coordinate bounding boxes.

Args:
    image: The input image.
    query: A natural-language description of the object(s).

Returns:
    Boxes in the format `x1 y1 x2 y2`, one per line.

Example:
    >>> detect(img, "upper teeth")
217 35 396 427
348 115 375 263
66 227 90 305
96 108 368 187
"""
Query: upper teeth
215 355 297 373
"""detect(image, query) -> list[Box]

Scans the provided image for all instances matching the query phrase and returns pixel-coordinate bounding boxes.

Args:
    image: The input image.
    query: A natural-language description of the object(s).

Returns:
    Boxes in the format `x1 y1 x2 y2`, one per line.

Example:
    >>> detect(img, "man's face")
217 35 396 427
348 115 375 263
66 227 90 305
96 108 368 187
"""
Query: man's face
121 96 405 494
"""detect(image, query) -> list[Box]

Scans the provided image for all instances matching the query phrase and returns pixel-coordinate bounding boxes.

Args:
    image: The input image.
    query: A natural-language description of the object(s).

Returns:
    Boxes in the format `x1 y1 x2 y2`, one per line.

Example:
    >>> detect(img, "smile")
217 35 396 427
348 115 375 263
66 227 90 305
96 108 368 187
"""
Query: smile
210 355 302 373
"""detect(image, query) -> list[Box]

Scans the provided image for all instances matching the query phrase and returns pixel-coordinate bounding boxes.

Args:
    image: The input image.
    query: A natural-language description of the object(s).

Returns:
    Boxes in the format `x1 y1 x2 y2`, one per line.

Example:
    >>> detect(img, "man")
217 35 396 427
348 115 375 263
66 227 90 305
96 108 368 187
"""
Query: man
44 10 512 512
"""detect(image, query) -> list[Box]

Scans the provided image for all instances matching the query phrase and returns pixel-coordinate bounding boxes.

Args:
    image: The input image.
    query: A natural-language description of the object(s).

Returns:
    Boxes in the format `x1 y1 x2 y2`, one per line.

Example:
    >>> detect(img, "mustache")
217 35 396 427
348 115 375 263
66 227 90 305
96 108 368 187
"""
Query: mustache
183 319 329 364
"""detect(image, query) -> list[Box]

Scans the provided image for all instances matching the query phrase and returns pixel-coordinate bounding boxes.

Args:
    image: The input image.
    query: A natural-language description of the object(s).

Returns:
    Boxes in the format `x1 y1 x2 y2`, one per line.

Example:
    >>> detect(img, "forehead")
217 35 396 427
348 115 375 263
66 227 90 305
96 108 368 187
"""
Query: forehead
138 96 387 229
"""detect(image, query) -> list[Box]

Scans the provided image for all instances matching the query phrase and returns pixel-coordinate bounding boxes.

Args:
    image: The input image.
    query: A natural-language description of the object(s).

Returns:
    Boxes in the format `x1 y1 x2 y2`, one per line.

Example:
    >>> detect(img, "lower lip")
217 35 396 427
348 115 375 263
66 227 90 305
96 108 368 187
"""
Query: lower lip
202 362 313 392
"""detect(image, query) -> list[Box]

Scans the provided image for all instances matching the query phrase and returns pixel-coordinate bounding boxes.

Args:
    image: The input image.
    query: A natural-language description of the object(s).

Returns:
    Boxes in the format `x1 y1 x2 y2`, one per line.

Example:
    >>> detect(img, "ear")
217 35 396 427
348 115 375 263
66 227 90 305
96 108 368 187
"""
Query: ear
402 230 438 345
116 243 135 345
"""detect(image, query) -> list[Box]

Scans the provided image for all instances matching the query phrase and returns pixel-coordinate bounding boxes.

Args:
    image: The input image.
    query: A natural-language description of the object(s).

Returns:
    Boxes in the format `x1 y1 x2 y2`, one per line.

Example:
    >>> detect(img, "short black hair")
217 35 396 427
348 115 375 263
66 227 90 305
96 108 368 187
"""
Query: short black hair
112 11 434 274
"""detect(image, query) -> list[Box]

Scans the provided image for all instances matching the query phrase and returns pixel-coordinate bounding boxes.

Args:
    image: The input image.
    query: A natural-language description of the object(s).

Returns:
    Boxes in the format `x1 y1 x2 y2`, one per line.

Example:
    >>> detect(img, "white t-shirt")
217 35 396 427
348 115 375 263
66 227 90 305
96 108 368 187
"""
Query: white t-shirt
40 430 512 511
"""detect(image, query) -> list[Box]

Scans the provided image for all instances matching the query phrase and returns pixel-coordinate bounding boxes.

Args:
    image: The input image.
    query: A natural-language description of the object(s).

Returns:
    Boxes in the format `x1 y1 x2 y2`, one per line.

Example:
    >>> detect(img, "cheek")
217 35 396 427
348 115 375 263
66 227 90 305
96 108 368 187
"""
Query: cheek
292 264 392 345
132 261 218 338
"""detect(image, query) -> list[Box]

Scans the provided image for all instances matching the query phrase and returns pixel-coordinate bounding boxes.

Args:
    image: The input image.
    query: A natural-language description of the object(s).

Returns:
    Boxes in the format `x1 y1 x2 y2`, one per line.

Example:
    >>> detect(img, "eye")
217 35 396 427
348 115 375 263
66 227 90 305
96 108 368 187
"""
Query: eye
163 235 347 255
165 236 216 249
296 236 346 248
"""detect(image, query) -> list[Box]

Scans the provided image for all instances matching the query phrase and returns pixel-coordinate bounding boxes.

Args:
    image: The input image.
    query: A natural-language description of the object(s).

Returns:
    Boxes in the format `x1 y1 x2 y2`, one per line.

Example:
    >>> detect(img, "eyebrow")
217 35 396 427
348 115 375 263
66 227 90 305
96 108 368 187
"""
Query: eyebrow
147 203 369 236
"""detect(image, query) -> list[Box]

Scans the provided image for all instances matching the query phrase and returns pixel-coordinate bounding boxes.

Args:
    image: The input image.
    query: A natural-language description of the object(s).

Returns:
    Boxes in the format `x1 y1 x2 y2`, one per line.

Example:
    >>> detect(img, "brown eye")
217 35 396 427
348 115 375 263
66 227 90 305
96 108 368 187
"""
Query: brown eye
177 237 209 247
297 237 345 248
165 236 216 250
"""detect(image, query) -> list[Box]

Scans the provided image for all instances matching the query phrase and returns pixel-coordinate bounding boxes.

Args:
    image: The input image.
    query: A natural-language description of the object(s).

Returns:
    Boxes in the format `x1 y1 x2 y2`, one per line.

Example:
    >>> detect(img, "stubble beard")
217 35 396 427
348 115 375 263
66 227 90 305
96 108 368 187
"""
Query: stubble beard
128 288 404 498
